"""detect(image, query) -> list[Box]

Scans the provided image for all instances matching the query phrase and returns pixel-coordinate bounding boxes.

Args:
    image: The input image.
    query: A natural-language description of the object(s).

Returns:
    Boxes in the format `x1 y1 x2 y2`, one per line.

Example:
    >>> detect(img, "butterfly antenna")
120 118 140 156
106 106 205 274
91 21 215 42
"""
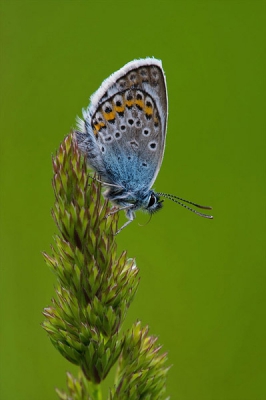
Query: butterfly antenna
158 193 213 219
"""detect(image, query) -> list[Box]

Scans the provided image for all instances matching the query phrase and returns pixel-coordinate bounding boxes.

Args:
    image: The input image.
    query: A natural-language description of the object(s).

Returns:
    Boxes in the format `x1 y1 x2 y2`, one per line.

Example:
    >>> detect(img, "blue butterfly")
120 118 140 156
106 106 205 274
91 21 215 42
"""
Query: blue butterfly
75 58 213 233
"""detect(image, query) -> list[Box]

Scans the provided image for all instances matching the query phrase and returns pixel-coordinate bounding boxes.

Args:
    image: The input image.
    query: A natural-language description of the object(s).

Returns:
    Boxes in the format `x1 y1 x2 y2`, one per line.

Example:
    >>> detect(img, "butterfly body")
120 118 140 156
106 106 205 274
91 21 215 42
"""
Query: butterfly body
76 58 167 229
75 58 213 232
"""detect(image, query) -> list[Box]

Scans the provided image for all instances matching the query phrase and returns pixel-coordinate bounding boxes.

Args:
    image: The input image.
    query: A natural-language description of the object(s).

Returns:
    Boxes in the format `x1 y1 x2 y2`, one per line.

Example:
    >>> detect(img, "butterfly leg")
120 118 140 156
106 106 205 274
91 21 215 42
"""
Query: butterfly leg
106 204 132 217
115 209 136 235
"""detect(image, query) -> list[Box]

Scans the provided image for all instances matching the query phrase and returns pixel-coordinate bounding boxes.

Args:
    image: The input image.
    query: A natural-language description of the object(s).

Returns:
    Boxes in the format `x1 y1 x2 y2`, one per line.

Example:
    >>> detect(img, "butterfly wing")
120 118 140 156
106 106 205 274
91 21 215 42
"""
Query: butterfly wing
76 58 168 191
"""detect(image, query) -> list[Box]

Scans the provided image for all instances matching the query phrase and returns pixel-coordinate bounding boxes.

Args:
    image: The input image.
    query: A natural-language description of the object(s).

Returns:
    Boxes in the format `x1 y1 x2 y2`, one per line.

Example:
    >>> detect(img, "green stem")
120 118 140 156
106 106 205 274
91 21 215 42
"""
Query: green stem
89 382 102 400
114 359 121 387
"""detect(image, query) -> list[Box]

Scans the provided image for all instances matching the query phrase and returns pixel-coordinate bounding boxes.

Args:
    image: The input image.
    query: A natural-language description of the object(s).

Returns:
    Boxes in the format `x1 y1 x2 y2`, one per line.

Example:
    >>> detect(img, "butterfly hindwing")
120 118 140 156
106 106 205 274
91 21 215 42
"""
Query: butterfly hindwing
77 58 168 190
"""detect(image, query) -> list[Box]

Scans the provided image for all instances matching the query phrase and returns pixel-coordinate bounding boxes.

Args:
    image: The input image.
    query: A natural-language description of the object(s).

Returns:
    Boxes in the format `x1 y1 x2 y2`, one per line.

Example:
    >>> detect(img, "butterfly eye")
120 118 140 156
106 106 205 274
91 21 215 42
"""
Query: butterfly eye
148 194 156 208
146 193 164 214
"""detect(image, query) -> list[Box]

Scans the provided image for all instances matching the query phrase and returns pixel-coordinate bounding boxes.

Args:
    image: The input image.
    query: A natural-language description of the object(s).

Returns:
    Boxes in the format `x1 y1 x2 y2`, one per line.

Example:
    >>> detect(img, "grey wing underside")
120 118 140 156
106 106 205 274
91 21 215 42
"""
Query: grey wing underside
76 58 168 190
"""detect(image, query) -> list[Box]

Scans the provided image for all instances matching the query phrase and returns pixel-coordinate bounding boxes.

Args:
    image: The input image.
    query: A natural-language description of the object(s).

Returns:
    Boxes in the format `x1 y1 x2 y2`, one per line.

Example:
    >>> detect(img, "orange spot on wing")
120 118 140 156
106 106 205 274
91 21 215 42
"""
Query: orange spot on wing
135 99 144 109
103 111 116 121
114 105 125 113
125 99 134 107
144 105 153 115
93 122 105 136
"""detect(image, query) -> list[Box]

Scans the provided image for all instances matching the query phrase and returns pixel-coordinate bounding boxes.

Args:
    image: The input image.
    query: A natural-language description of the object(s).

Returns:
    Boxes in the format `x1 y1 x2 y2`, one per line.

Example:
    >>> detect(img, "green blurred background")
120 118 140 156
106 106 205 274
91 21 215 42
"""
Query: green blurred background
1 1 265 399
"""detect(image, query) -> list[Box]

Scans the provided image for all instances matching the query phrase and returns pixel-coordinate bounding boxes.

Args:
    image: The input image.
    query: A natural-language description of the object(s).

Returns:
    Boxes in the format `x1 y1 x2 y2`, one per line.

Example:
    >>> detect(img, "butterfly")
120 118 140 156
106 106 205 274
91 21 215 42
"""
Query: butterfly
75 58 213 233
